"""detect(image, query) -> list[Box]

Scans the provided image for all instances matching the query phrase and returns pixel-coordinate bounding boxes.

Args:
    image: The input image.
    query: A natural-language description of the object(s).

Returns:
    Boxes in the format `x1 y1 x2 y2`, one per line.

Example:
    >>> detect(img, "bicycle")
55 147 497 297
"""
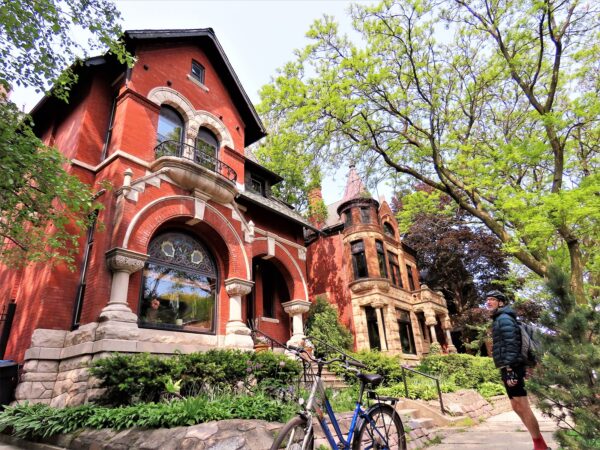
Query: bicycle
271 344 407 450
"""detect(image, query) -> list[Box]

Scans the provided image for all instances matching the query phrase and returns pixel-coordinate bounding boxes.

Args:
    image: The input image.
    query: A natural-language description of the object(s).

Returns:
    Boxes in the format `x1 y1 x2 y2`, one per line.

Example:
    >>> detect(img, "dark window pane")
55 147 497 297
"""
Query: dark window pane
406 264 416 291
360 207 371 224
397 309 416 354
344 210 353 227
157 106 183 144
366 306 381 350
376 240 387 278
251 176 265 195
191 60 205 84
383 222 395 238
351 240 368 279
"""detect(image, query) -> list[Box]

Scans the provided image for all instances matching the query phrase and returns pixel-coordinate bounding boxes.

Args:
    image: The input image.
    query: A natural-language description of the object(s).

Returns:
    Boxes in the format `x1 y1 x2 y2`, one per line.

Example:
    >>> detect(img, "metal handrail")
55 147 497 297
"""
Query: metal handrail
154 140 237 183
401 365 445 414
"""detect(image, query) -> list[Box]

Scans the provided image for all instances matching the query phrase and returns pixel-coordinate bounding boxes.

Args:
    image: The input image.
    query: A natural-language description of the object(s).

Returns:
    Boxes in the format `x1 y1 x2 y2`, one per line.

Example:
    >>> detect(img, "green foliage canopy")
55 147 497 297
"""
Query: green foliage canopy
0 0 131 265
257 0 600 299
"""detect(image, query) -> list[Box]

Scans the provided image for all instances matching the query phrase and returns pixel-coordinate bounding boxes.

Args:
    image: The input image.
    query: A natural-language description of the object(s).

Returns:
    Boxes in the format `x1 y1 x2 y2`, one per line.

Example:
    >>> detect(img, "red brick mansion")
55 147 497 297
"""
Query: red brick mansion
0 29 452 407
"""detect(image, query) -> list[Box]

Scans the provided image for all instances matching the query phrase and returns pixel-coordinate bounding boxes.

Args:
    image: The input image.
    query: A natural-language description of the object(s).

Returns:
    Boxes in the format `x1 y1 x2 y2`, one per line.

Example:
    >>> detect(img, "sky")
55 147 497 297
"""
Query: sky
12 0 393 205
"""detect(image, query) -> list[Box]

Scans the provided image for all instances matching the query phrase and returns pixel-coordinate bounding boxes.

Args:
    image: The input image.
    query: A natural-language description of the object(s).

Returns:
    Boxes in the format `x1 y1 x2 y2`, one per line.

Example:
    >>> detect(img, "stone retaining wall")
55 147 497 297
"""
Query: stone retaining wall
14 322 222 407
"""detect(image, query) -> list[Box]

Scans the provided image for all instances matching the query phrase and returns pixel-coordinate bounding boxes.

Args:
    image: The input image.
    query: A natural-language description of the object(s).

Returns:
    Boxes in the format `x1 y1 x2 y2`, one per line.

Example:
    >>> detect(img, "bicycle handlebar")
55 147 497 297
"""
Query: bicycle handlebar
287 345 367 369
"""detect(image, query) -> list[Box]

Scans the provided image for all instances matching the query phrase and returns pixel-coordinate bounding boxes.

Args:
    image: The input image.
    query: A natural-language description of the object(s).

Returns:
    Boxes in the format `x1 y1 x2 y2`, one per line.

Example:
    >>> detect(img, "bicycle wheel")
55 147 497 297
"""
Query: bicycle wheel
270 415 314 450
352 403 406 450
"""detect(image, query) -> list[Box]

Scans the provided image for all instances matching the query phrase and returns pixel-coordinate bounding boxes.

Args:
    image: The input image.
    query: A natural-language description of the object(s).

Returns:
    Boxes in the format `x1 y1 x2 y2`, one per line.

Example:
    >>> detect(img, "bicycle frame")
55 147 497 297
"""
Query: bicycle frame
304 373 392 450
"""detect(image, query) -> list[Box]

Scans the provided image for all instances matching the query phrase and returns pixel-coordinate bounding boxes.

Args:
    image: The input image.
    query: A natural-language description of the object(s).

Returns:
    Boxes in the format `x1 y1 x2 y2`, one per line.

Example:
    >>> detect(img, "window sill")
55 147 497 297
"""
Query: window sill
187 74 209 92
261 317 279 324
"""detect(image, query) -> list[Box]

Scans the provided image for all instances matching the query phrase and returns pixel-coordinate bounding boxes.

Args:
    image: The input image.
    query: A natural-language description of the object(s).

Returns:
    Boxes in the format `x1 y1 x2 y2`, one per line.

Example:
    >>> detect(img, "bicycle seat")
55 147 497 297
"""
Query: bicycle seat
357 373 383 387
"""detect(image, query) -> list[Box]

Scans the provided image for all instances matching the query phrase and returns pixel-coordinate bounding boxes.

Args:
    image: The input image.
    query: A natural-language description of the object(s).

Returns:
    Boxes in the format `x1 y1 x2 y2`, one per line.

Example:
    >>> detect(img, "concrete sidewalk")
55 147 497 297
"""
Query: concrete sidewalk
428 409 559 449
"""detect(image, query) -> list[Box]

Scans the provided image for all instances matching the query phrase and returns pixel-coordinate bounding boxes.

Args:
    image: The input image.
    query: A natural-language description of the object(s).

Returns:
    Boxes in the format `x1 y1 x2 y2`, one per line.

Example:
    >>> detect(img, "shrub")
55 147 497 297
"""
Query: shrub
90 349 302 406
415 353 502 400
0 394 297 439
376 377 458 401
331 350 403 386
89 352 183 405
477 382 505 400
305 296 353 355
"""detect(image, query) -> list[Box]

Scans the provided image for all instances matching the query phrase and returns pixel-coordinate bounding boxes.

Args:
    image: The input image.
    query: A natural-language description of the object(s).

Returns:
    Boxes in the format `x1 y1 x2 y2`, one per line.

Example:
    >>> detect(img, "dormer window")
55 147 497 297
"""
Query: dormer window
250 175 266 196
383 222 395 238
191 60 205 84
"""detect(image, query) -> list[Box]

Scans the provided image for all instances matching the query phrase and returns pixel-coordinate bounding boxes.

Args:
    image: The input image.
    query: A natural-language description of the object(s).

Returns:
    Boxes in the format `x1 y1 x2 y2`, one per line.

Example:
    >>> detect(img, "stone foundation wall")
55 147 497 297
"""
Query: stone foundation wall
14 321 225 407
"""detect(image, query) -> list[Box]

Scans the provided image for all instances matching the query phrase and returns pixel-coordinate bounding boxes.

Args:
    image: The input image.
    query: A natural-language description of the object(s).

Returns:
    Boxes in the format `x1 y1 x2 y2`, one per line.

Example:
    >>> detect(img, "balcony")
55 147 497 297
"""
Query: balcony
151 141 238 204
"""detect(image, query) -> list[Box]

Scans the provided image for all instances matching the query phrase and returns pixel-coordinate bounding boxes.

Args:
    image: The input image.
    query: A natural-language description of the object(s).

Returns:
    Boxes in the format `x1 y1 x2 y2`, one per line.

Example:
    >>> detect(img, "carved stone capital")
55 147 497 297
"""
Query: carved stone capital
282 299 311 316
225 278 254 297
105 248 148 274
424 308 437 326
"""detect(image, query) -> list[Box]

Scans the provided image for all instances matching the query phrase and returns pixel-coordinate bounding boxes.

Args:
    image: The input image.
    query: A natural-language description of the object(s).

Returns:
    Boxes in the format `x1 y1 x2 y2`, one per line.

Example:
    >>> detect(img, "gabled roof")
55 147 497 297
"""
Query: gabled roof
125 28 266 147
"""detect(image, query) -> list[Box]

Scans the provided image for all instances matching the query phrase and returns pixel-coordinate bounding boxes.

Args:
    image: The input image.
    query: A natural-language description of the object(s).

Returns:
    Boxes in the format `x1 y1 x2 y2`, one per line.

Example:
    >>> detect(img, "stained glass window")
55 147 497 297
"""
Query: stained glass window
140 232 217 333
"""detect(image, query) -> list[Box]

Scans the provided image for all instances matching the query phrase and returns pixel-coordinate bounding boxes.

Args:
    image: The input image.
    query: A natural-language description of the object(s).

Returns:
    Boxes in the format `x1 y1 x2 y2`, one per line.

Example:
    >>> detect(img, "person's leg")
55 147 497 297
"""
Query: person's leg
503 366 549 450
510 396 541 438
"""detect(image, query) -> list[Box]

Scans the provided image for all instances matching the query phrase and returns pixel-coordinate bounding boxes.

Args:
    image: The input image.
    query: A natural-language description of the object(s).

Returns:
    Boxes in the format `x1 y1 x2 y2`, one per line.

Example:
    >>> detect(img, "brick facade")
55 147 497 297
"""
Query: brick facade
0 29 313 407
306 167 455 362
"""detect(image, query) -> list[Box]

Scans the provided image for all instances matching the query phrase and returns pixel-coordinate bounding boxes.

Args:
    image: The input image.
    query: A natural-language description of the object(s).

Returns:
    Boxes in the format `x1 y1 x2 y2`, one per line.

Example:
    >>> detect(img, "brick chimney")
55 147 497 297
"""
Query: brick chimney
308 185 325 228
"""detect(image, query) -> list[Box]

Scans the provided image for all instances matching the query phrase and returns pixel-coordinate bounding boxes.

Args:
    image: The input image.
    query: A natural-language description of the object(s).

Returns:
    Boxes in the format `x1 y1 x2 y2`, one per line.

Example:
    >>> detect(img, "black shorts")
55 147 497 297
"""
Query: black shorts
501 366 527 398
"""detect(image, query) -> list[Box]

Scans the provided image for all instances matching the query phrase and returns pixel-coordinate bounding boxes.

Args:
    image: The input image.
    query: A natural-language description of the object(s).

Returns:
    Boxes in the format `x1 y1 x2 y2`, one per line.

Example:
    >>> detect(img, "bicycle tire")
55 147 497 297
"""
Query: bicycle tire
270 415 314 450
352 403 406 450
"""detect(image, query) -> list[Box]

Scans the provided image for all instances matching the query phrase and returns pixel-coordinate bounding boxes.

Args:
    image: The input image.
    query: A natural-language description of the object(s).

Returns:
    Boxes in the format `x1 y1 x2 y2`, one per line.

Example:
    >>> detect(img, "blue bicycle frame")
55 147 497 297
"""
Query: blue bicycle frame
306 373 392 450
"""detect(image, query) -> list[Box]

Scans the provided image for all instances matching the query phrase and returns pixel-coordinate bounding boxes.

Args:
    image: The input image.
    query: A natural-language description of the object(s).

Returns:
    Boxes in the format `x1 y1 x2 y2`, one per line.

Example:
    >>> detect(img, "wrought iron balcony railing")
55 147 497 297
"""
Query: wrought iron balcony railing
155 140 237 183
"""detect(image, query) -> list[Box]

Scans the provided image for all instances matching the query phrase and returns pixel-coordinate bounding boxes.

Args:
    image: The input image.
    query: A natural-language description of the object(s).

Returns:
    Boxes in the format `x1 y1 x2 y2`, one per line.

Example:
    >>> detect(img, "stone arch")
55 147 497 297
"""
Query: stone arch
188 110 234 150
148 87 195 125
252 238 308 301
122 195 249 279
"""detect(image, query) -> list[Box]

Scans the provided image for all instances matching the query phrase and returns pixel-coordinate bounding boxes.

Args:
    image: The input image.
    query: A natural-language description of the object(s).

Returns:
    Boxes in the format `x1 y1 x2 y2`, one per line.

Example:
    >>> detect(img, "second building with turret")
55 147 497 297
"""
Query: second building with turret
306 166 456 362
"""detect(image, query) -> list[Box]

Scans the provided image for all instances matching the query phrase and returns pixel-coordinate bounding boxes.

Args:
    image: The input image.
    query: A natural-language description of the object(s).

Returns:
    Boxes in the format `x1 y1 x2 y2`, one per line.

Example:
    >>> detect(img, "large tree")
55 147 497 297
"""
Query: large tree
0 0 130 266
402 210 510 321
257 0 600 301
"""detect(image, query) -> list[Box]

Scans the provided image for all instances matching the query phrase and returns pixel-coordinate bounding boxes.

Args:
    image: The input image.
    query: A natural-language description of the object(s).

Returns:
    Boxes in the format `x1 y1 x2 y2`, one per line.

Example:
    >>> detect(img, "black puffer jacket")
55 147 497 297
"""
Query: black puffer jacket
492 306 522 368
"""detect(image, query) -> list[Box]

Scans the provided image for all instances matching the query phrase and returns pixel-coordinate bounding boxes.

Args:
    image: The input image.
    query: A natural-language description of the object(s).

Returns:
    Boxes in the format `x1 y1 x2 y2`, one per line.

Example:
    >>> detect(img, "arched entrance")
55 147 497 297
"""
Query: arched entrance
246 257 292 343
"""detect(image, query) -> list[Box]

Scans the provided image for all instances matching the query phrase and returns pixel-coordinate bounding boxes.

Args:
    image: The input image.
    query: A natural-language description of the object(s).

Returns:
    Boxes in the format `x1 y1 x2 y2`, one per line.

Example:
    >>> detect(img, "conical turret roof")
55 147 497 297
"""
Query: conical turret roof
342 165 371 202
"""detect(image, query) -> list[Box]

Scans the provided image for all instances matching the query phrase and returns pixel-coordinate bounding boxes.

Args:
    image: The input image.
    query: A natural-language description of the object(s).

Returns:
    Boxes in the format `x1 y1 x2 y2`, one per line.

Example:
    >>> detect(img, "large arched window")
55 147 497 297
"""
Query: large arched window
156 106 184 156
140 231 217 333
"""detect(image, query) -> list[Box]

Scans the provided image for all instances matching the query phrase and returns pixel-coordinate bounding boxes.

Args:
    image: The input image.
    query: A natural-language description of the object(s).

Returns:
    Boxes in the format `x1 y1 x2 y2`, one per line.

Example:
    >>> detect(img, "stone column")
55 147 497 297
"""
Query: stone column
372 301 388 352
442 315 457 353
424 308 438 343
282 299 311 347
101 248 148 323
224 278 254 349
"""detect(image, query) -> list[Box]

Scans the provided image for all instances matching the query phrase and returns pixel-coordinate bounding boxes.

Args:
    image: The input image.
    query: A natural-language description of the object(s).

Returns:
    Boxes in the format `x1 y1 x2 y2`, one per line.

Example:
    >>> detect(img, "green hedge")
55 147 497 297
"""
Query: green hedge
89 350 302 406
331 350 403 386
374 353 504 401
0 394 297 439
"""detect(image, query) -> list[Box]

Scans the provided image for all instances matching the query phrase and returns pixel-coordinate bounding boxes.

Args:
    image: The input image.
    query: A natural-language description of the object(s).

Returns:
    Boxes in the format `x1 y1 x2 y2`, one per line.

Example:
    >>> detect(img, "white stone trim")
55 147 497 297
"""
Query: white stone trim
189 109 234 150
122 195 250 279
186 74 210 92
71 150 151 174
254 227 306 252
147 86 234 151
147 86 196 122
260 317 279 324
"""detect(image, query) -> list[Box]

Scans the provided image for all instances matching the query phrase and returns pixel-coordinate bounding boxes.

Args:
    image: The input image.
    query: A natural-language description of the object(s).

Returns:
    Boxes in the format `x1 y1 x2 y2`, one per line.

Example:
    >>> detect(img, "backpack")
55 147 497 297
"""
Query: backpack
519 321 541 366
